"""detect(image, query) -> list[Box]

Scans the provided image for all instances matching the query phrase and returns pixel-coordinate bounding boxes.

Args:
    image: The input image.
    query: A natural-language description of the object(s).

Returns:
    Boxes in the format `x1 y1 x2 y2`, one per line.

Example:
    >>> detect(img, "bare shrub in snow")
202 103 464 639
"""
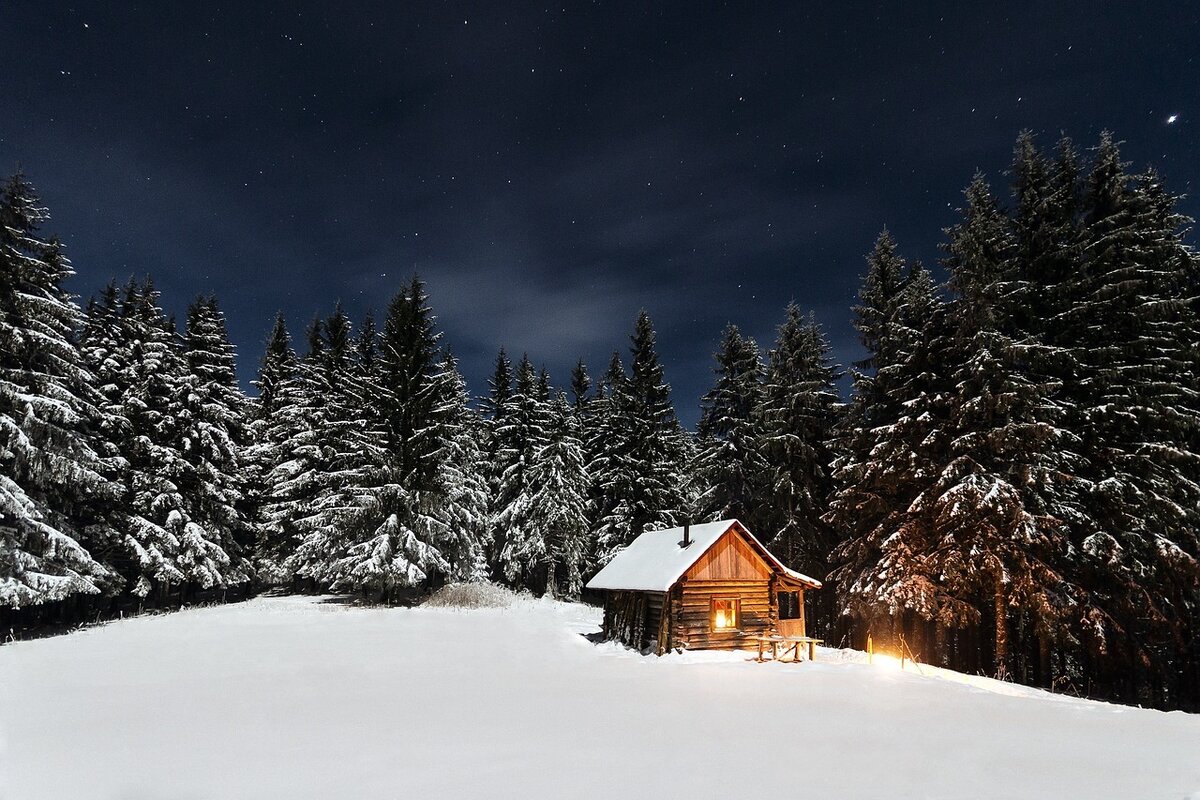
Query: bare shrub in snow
422 582 524 609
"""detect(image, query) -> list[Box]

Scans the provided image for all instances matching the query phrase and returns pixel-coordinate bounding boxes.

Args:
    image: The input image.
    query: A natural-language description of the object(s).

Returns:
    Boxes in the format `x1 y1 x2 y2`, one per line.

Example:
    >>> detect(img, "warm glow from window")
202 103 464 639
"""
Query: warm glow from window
711 598 738 631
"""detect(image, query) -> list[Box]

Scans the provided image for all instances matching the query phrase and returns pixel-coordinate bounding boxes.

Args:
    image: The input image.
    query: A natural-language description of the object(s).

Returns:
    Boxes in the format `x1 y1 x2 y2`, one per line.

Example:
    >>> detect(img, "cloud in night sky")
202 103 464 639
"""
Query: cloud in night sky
3 3 1196 424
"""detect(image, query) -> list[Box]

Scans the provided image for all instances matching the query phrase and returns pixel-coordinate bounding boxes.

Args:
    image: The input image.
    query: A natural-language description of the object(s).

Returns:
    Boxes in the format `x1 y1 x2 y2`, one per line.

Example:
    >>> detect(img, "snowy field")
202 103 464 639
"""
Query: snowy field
2 596 1199 800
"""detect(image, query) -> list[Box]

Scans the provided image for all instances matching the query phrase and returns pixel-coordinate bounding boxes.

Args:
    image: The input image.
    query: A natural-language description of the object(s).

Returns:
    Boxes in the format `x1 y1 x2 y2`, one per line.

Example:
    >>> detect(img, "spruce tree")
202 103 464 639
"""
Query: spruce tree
569 359 591 410
920 174 1080 677
180 295 254 584
757 305 841 577
586 352 626 561
694 324 767 525
376 277 442 491
493 355 550 587
316 280 463 598
482 347 514 571
0 174 118 609
525 392 591 597
291 306 391 592
254 313 295 419
429 353 489 581
244 313 300 582
828 251 953 645
253 318 330 585
1069 135 1200 701
592 313 689 563
115 280 238 599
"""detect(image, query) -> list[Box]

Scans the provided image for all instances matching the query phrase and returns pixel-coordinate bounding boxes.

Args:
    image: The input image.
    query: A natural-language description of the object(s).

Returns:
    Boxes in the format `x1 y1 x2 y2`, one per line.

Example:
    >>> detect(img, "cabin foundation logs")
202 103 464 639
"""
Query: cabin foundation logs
603 591 649 650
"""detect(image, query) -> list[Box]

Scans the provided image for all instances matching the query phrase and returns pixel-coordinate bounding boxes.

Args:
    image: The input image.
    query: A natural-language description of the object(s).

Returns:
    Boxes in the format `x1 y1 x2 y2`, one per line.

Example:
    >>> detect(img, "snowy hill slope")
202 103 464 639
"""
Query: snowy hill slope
1 596 1197 800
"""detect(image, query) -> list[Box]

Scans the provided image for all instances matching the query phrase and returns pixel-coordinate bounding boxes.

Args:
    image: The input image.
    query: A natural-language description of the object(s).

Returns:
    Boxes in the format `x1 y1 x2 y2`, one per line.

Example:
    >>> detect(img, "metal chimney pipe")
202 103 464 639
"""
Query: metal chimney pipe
682 523 691 547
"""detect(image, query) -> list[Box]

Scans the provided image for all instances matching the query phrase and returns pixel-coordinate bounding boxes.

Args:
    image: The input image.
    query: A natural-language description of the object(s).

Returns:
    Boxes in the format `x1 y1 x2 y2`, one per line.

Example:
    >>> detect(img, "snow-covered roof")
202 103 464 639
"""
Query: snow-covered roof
585 519 822 592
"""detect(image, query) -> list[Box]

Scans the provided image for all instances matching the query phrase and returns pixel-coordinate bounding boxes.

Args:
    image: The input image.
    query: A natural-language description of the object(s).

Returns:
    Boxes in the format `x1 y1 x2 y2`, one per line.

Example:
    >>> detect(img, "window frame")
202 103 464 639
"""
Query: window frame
779 590 803 620
709 596 742 633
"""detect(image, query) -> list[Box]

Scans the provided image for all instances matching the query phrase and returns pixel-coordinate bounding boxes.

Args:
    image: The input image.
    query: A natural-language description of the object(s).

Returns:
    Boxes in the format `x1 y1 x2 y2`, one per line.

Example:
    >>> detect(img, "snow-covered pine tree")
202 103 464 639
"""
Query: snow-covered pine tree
376 277 443 492
852 230 908 378
828 239 953 651
526 392 591 598
569 359 591 410
1009 132 1084 342
79 283 135 564
290 305 391 592
592 312 689 564
483 347 513 420
251 317 330 586
825 232 916 581
756 304 841 584
693 324 767 526
428 352 489 581
481 347 514 571
253 313 296 420
585 352 625 564
319 280 462 599
918 173 1080 679
0 173 118 610
244 312 301 583
113 279 239 600
179 296 254 585
493 355 551 587
1068 135 1200 703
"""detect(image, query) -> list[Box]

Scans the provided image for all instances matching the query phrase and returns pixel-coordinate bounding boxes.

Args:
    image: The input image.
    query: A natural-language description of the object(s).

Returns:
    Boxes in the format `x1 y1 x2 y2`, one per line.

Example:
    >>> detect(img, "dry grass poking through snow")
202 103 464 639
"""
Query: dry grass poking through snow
421 581 526 609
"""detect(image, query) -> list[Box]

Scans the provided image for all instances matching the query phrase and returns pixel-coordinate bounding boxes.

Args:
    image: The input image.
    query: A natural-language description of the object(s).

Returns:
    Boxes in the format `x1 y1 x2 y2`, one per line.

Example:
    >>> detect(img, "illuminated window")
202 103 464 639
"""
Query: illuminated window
711 597 740 631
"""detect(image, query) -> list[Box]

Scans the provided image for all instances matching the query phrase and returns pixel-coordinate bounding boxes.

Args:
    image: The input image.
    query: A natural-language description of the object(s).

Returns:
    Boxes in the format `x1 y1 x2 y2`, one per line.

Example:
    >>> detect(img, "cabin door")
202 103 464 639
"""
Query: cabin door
778 591 805 638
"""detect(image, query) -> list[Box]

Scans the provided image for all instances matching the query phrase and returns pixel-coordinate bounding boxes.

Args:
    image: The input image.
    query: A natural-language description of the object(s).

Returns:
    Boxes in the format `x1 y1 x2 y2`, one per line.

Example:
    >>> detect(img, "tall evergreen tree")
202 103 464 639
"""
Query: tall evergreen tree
482 347 514 572
694 324 767 525
314 280 464 598
569 359 591 410
493 355 551 587
757 305 841 577
254 313 295 420
429 353 489 581
524 392 591 597
828 252 953 646
244 313 299 582
252 318 330 585
114 280 242 599
0 174 118 609
376 277 442 492
1068 135 1200 701
180 295 254 582
917 174 1079 677
592 312 689 564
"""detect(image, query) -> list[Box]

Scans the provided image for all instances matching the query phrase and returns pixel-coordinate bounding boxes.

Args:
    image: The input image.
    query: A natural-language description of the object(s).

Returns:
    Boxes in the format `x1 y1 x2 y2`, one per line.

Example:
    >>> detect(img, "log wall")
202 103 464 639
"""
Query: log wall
669 578 777 651
603 590 668 651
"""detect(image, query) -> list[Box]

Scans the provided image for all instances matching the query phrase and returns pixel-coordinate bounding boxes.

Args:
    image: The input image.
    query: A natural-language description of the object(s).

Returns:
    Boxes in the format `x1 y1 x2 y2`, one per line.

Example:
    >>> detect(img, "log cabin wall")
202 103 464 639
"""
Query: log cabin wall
666 529 779 651
669 579 775 650
604 590 667 651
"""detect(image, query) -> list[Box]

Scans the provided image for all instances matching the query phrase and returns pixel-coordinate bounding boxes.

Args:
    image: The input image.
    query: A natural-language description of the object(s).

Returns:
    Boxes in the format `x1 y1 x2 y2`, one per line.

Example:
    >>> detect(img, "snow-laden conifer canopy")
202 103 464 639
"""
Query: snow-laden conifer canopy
585 519 821 592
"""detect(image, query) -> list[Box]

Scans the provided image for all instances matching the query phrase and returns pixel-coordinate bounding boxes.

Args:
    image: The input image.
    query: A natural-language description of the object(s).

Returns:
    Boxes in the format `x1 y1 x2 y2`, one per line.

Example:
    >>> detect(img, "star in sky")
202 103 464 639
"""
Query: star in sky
1167 114 1179 124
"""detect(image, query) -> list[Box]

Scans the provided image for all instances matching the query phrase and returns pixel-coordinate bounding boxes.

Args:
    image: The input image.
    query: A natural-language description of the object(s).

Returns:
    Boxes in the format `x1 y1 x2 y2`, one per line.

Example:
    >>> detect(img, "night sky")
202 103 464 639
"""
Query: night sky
4 3 1197 425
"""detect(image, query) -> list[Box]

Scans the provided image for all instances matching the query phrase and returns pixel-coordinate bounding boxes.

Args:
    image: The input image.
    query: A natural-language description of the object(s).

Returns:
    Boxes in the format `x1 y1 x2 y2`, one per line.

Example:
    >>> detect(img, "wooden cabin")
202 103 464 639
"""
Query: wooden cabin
586 519 821 655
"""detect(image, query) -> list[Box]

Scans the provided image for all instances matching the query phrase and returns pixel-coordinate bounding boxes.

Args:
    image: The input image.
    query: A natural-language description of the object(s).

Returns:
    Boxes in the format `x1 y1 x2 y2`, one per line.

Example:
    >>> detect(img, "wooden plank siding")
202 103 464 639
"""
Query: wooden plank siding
684 530 773 582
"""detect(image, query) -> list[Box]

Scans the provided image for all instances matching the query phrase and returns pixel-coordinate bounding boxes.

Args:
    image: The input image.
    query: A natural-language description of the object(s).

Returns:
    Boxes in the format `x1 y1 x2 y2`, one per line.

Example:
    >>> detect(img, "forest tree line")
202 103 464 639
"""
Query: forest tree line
1 131 1197 710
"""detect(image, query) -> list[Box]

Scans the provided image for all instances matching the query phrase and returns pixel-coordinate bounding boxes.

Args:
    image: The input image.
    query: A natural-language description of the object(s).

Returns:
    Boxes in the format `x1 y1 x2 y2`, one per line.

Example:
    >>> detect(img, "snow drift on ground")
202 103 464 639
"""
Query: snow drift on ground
2 595 1198 800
